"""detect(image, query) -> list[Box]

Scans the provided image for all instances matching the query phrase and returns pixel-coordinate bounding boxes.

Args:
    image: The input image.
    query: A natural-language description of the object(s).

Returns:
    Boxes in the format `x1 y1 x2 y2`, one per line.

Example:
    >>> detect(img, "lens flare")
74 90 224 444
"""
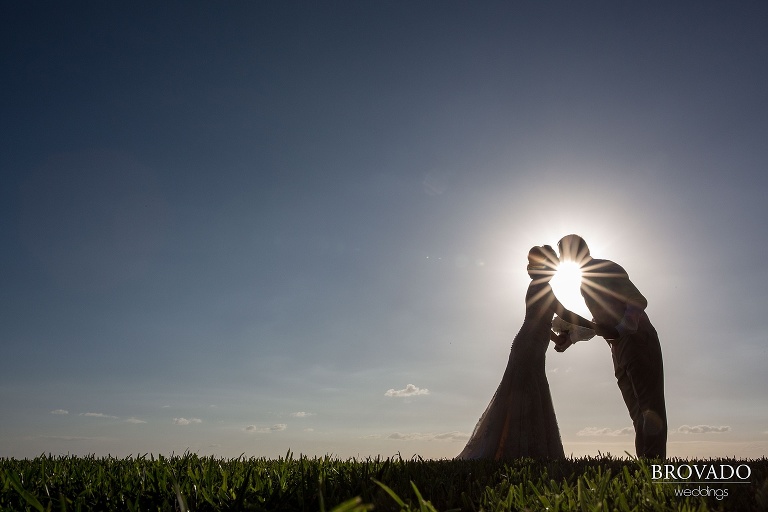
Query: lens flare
550 261 589 317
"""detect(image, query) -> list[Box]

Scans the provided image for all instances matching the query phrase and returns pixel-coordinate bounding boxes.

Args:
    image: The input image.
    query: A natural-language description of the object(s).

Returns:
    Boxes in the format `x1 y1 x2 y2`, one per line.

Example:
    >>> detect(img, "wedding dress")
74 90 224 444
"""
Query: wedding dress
457 281 585 460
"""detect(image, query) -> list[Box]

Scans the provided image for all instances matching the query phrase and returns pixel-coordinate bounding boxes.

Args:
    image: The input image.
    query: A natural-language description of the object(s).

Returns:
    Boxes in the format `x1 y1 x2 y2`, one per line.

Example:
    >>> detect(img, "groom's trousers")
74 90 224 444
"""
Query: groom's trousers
609 314 667 459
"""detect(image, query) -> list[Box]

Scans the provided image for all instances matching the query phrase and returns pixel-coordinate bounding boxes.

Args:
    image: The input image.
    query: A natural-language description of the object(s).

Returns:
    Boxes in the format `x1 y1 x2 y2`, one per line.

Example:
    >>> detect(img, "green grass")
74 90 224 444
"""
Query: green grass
1 452 767 511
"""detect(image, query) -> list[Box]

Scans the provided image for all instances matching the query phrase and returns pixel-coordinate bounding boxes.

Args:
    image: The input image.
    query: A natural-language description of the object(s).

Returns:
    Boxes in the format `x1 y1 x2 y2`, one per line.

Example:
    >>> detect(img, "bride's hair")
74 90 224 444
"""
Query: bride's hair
527 245 558 271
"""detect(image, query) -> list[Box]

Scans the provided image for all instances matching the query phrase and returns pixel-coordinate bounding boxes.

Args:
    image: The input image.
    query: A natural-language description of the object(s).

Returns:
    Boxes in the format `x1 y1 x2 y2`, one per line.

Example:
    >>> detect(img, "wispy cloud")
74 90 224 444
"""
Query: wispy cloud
577 427 634 436
125 417 147 424
80 412 118 419
384 384 430 398
290 412 316 418
245 424 288 433
173 417 202 425
676 424 731 434
39 435 104 442
50 409 69 415
387 431 469 441
433 431 470 441
388 432 429 440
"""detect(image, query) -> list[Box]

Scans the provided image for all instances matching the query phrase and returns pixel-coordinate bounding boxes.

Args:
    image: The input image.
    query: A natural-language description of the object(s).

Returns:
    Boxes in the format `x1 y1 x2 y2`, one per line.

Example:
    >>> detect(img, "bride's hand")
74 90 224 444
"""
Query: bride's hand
553 333 572 352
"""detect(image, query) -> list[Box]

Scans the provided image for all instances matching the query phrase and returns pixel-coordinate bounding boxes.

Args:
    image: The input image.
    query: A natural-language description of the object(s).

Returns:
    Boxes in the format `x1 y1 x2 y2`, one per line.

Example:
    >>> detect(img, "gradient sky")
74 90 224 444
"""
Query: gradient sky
2 2 767 460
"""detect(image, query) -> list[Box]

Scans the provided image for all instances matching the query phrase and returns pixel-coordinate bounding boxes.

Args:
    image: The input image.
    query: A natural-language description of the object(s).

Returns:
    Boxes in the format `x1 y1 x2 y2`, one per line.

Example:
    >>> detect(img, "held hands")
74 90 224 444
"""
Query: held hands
553 332 573 353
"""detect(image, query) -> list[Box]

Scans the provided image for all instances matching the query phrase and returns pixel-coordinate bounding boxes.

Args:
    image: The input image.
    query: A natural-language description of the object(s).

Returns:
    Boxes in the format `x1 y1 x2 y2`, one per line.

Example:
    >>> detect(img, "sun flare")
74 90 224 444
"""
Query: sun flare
550 261 590 317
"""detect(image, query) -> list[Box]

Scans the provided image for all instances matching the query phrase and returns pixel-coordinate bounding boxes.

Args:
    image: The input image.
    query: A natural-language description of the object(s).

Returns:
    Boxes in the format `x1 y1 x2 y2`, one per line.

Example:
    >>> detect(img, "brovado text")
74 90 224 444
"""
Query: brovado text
652 463 752 481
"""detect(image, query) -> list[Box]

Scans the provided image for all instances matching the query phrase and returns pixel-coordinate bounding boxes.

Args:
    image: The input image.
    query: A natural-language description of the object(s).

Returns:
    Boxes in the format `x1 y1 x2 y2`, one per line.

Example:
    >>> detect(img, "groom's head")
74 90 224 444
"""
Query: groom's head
558 234 590 266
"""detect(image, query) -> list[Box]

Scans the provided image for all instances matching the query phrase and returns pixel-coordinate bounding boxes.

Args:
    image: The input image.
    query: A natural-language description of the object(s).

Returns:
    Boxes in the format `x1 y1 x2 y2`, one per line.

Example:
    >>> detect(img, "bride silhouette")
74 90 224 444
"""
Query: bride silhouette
457 245 595 460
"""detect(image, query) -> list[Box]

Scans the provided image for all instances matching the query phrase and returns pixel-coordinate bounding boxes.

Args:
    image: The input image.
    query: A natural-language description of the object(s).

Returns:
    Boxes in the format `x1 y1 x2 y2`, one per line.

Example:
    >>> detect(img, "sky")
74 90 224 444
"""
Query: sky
2 1 767 461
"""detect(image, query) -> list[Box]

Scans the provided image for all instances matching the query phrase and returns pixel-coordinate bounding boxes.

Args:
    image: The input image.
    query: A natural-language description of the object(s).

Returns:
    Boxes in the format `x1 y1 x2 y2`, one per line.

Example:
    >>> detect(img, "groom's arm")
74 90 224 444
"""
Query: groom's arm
596 308 643 339
594 268 648 339
615 274 647 337
550 296 595 329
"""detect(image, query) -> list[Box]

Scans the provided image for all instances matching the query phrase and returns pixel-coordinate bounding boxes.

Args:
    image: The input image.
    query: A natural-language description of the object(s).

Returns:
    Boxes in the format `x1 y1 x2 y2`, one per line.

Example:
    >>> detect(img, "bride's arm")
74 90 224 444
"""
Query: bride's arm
550 329 573 352
550 330 568 344
548 290 595 329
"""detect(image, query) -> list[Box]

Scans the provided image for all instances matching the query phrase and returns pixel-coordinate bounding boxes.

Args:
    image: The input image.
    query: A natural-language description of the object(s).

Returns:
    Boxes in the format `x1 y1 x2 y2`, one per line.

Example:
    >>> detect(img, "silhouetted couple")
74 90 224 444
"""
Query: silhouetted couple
457 234 666 460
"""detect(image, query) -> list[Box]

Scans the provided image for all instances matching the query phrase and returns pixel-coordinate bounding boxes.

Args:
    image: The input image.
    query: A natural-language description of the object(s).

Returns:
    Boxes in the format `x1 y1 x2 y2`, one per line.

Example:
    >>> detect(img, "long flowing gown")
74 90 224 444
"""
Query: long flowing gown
457 280 565 460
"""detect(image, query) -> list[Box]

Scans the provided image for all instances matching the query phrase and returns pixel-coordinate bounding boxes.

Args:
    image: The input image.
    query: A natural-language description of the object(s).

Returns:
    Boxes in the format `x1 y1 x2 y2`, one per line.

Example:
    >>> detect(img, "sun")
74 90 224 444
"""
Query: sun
550 260 590 317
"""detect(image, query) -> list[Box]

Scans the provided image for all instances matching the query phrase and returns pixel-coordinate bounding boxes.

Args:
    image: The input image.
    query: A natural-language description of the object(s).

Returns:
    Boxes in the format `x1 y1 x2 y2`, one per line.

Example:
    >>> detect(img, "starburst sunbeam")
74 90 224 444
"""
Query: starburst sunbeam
550 261 588 317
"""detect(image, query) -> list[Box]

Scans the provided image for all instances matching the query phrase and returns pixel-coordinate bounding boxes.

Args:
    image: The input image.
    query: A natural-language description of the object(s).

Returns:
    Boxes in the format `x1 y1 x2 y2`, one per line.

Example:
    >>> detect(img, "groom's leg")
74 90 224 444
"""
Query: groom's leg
614 333 667 459
613 351 644 456
633 332 667 459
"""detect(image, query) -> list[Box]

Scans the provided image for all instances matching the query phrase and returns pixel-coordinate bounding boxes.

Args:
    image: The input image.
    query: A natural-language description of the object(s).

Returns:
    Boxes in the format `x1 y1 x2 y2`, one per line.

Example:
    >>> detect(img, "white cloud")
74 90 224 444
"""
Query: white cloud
384 384 430 397
80 412 118 419
576 424 732 438
125 417 147 424
676 424 731 434
50 409 69 415
433 431 470 441
577 427 634 436
245 424 288 433
40 435 101 442
173 417 202 426
388 432 429 441
290 412 316 418
387 431 469 441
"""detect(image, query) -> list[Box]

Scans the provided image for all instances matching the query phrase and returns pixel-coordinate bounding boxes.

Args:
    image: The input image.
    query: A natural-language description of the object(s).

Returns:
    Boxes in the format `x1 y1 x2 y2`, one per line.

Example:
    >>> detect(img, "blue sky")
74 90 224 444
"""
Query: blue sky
2 1 767 460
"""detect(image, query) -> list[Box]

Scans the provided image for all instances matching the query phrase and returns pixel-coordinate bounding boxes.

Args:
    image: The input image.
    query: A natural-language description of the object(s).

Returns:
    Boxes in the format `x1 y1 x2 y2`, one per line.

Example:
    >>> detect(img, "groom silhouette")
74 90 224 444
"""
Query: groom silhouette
557 234 667 459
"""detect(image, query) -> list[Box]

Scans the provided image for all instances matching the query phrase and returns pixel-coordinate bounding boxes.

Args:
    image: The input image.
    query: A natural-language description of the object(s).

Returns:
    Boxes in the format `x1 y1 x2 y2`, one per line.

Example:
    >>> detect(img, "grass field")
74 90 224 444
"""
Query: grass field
2 452 767 511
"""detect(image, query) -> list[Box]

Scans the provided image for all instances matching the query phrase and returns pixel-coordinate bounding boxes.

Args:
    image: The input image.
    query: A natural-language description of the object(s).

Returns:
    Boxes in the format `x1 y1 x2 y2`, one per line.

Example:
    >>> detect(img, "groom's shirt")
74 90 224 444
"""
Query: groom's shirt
579 258 648 337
